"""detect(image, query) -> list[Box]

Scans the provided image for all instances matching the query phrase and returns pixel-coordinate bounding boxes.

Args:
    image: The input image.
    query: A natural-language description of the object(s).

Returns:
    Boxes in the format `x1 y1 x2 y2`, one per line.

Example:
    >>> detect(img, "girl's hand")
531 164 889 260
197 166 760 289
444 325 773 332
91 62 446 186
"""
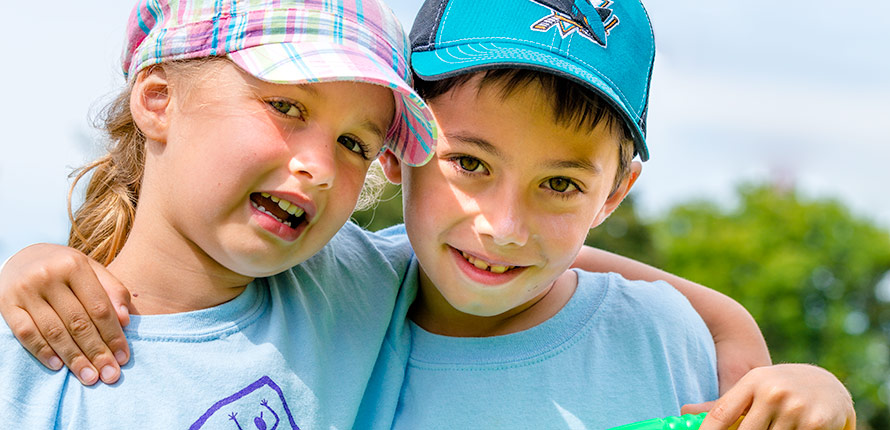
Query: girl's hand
0 243 132 385
683 363 856 430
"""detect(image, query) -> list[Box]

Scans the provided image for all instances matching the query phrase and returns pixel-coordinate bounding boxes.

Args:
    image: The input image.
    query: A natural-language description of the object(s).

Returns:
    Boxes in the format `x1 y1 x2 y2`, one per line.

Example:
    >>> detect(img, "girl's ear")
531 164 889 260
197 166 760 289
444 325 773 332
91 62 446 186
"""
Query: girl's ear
590 160 642 229
378 149 403 184
130 65 171 143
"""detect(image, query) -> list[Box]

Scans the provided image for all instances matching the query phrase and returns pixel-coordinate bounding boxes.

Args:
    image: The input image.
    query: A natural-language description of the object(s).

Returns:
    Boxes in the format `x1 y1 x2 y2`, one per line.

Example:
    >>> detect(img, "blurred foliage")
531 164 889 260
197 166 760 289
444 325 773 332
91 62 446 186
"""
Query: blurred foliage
651 184 890 429
352 182 890 428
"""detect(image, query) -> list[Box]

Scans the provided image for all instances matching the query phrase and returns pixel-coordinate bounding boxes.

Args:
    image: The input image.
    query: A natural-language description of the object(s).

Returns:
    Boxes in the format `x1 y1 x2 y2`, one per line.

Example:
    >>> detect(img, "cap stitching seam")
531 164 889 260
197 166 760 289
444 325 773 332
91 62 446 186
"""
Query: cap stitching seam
436 38 637 114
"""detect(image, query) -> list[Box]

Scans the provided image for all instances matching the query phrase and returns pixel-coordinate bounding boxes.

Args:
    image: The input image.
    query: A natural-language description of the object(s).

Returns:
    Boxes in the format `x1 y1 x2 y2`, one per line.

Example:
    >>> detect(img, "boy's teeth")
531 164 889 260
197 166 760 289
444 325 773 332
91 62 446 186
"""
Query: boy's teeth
460 251 514 273
489 265 508 274
261 192 271 198
278 199 292 212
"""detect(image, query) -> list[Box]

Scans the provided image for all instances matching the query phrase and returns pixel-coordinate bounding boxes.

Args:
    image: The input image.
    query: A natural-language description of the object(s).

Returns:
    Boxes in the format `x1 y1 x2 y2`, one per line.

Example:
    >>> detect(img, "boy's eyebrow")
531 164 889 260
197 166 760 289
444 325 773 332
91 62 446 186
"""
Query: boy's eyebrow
445 133 503 158
448 132 601 174
543 158 602 175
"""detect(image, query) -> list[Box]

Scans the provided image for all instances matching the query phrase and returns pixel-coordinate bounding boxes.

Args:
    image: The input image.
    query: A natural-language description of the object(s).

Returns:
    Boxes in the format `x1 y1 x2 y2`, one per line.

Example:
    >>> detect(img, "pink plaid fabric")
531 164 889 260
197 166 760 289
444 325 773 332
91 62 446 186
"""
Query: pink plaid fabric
124 0 436 166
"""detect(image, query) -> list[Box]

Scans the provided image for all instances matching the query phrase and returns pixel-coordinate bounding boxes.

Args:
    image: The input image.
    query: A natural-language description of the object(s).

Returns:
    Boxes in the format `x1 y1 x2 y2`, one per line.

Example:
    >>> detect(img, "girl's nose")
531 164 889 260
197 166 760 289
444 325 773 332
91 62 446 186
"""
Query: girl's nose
288 141 335 190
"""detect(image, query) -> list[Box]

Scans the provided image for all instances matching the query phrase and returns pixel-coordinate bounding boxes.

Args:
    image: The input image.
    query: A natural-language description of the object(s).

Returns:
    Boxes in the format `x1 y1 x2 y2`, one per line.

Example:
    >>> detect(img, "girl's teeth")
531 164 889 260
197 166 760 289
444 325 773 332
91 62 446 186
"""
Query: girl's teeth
278 199 291 212
473 259 488 270
251 200 293 226
262 194 303 217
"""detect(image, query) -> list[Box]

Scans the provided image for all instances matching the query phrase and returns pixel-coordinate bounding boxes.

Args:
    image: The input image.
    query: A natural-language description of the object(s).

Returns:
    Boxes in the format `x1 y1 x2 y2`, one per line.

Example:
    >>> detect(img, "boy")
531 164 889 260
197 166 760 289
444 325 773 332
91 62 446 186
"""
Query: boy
360 0 854 428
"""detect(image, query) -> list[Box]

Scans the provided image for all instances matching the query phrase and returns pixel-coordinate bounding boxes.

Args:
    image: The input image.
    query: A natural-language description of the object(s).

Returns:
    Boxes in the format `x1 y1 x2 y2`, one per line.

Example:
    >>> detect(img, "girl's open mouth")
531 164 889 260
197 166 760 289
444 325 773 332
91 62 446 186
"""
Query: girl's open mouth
250 192 307 229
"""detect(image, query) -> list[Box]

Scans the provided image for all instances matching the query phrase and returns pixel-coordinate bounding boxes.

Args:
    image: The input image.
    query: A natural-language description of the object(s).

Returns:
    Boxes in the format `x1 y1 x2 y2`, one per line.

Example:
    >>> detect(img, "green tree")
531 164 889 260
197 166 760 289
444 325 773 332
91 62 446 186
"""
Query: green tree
585 193 659 265
651 183 890 429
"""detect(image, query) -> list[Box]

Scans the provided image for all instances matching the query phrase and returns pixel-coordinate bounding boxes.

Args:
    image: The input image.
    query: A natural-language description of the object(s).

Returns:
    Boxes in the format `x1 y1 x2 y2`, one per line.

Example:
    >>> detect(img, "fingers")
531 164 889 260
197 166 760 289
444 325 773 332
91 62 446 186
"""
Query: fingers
31 298 107 385
88 257 132 328
41 282 122 385
702 364 856 430
698 383 752 430
681 401 715 415
5 306 64 371
0 244 129 386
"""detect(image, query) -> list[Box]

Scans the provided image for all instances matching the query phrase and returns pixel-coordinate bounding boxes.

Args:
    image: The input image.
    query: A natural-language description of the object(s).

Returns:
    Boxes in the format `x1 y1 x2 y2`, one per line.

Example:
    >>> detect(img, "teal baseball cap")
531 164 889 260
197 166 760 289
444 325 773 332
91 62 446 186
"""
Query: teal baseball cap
410 0 654 161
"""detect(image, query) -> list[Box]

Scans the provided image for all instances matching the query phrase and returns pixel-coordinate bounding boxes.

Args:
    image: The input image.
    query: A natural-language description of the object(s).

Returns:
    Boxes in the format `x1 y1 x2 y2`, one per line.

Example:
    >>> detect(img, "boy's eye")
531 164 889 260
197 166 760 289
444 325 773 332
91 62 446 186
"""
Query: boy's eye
268 100 303 118
546 177 578 193
338 135 371 159
457 156 484 172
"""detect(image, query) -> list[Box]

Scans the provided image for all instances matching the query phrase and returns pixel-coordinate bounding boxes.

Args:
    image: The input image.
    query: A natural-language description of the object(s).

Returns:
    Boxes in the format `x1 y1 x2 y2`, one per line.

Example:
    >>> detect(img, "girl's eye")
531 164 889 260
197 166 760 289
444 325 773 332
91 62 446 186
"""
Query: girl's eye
457 156 484 172
268 100 303 118
545 177 579 193
338 135 371 159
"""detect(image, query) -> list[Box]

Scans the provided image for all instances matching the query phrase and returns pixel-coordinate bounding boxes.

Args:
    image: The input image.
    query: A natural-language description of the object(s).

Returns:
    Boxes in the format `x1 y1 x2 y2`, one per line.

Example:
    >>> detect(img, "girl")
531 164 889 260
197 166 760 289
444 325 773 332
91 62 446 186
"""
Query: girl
0 0 438 427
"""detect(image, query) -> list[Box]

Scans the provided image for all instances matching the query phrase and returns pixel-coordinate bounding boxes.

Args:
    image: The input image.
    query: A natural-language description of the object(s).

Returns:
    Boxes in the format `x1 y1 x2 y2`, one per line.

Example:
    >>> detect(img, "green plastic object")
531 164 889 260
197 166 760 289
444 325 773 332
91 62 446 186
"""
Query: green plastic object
606 413 707 430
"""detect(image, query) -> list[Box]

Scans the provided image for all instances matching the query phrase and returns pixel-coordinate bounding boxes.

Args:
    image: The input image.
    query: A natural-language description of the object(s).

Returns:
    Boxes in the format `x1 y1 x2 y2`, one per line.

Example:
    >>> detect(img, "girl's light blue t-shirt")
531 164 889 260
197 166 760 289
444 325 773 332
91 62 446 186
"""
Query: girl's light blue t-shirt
0 222 413 429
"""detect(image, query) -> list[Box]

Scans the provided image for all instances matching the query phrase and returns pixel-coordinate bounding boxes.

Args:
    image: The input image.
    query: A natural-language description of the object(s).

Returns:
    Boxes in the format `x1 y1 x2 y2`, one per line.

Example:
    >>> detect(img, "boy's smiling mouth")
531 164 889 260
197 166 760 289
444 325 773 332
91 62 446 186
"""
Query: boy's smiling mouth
250 192 307 228
460 251 515 274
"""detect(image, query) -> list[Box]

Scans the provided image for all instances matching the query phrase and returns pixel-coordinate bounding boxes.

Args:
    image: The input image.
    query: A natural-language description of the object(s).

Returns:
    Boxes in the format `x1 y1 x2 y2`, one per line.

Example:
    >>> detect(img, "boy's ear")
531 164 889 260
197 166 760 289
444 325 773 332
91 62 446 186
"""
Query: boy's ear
590 161 642 228
130 65 171 143
378 149 403 184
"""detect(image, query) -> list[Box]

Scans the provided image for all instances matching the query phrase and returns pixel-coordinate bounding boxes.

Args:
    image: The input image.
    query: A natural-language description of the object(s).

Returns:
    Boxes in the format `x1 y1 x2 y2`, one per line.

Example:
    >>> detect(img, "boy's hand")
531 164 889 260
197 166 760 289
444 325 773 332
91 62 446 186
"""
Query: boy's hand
683 363 856 430
0 243 132 385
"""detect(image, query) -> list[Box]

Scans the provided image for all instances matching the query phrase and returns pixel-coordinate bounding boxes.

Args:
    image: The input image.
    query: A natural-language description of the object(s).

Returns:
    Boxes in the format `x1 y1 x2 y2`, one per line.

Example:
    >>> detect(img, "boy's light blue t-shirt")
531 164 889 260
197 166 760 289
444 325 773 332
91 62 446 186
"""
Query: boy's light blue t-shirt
385 266 720 429
0 222 414 429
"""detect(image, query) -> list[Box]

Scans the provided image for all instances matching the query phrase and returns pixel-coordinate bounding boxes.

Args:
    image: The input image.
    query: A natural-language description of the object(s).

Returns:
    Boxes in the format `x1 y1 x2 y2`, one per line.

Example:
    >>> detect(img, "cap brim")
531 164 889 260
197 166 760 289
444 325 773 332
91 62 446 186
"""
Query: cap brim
229 42 437 166
412 42 649 161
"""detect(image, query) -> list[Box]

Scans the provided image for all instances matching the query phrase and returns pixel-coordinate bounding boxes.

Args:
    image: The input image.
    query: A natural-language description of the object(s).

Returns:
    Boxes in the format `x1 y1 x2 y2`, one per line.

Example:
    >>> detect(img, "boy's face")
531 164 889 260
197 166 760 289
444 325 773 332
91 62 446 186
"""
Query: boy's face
390 75 637 319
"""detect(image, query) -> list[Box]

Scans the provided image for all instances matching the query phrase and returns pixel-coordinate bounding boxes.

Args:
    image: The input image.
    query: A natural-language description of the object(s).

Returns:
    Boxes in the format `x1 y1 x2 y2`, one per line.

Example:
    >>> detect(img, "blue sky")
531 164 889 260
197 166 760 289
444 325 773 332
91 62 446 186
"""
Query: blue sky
1 0 888 262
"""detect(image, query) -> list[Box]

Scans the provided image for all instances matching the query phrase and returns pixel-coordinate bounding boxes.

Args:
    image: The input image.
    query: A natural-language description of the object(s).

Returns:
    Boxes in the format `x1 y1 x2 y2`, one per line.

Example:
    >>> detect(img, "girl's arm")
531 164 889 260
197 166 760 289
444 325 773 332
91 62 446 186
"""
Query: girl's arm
691 363 856 430
0 243 132 385
574 248 856 429
572 246 772 391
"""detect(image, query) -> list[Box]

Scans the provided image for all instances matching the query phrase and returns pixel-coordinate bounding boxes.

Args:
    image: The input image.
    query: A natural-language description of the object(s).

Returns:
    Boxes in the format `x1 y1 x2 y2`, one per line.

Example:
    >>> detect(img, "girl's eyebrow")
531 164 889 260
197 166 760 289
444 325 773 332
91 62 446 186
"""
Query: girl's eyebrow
360 120 387 141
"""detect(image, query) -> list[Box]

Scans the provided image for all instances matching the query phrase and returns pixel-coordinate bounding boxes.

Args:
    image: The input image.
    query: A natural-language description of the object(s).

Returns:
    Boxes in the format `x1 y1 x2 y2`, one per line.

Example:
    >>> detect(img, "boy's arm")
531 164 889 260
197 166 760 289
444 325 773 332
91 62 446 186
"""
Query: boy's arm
0 243 132 385
572 246 772 391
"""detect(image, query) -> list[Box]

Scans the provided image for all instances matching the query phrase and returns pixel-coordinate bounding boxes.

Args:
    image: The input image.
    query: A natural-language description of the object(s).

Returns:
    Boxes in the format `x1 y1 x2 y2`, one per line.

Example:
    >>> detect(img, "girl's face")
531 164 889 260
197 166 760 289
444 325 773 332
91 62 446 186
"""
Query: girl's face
144 61 394 279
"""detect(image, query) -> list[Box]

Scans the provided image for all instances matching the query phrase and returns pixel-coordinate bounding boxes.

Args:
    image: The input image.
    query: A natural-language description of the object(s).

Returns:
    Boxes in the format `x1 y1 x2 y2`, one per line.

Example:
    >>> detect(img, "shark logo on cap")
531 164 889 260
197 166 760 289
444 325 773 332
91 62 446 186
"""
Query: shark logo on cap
530 0 619 47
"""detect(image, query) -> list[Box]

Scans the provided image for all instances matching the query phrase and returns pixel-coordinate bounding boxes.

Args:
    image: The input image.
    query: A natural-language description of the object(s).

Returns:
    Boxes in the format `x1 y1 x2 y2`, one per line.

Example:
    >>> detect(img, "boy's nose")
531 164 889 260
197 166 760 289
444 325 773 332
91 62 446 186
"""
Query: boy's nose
288 139 335 190
475 191 530 247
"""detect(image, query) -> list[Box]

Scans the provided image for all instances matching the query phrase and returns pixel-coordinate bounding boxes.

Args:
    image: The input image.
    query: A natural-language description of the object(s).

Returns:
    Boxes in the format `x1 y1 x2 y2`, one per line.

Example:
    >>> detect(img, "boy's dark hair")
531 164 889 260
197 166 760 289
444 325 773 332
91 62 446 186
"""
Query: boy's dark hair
415 69 635 194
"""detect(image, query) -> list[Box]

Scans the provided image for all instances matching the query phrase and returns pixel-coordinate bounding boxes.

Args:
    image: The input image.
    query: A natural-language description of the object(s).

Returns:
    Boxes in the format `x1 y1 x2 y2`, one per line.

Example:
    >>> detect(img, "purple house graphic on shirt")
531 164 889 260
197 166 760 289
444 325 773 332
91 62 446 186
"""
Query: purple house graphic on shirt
190 376 299 430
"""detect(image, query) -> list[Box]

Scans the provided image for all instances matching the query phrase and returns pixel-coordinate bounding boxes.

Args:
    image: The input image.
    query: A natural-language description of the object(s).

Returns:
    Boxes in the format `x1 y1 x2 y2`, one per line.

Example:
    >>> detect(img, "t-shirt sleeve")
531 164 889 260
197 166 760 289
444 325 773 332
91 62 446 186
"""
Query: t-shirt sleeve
0 324 67 426
604 273 720 407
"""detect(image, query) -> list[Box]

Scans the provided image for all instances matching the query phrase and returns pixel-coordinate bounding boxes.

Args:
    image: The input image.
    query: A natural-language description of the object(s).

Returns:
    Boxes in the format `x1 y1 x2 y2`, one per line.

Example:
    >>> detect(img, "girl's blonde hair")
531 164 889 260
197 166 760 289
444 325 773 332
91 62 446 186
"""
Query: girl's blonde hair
68 59 388 265
67 79 144 266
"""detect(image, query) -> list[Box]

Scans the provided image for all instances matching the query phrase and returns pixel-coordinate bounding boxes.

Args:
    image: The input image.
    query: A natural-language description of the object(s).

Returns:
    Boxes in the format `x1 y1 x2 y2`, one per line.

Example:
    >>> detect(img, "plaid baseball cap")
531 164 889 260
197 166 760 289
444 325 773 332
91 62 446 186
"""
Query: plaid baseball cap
410 0 654 161
123 0 437 166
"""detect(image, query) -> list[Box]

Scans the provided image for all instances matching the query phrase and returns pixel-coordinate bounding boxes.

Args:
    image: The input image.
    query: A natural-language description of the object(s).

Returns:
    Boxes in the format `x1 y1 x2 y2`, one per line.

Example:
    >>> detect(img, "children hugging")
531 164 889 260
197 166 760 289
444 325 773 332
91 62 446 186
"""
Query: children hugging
0 0 856 429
